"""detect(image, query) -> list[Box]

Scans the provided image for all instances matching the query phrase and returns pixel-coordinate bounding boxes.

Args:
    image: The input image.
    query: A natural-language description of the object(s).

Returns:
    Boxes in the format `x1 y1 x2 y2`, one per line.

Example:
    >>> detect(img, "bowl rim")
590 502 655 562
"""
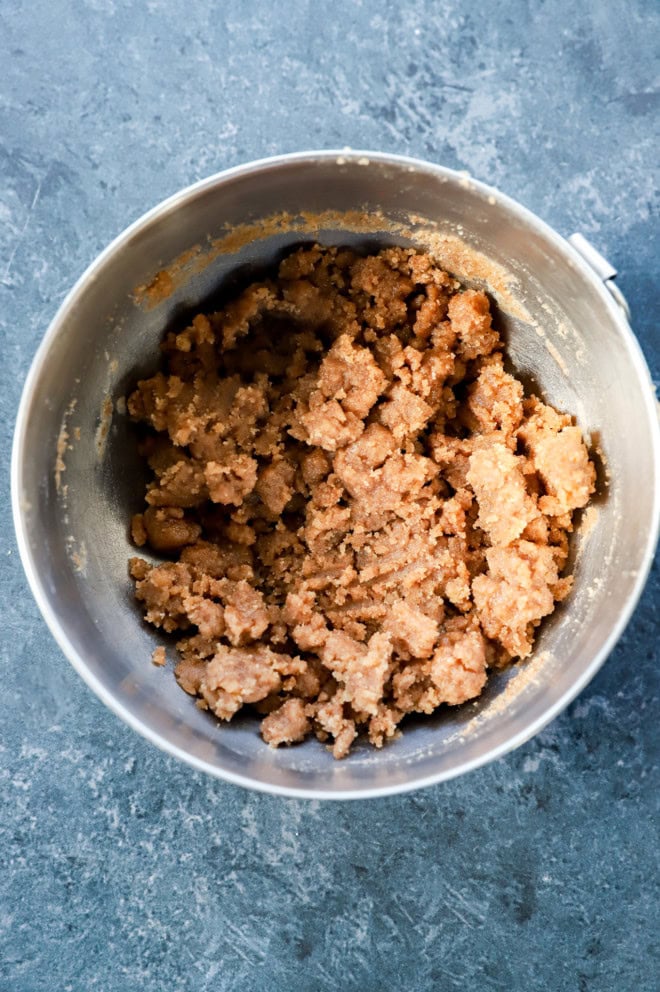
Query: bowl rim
11 149 660 799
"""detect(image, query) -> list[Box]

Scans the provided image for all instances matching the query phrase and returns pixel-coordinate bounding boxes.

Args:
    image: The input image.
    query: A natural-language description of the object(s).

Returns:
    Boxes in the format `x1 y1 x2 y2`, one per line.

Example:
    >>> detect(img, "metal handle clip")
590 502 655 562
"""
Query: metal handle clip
568 232 631 322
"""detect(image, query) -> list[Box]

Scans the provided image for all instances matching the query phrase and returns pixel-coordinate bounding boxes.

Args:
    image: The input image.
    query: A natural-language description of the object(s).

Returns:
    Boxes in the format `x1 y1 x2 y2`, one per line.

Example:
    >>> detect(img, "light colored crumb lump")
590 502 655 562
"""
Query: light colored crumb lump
127 245 595 758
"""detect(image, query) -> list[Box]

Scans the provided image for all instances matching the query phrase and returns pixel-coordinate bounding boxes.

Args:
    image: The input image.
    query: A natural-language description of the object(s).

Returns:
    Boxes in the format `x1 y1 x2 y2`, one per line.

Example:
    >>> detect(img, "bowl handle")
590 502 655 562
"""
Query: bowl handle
568 232 631 322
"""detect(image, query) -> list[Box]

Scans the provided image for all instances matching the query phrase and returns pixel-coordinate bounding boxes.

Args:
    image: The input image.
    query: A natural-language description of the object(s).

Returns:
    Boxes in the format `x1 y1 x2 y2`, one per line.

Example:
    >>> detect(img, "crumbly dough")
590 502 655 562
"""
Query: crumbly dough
127 245 595 758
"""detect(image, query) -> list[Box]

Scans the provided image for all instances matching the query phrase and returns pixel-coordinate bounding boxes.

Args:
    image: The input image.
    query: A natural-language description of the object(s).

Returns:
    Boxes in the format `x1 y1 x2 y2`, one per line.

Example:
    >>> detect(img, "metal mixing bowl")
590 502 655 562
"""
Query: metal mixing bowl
11 151 660 799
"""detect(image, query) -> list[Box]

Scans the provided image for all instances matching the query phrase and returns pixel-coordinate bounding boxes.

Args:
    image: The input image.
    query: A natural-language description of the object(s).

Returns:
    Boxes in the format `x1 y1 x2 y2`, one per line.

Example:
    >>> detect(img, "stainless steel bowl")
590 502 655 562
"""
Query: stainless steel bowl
12 151 660 799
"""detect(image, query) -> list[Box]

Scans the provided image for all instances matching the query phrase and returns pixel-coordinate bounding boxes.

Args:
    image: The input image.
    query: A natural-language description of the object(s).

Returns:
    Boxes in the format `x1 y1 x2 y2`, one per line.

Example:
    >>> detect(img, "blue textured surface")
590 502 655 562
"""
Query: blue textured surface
1 2 658 989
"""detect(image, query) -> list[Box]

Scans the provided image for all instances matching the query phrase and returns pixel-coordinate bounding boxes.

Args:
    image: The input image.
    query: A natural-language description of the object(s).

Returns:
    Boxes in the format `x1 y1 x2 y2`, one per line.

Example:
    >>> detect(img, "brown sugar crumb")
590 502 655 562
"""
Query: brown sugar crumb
261 698 311 748
151 646 166 667
127 244 595 758
467 442 538 546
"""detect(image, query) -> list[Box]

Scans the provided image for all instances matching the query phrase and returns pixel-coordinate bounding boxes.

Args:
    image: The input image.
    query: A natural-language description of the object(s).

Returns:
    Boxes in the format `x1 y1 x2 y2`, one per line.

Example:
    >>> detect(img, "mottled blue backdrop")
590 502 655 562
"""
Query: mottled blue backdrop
1 1 658 990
